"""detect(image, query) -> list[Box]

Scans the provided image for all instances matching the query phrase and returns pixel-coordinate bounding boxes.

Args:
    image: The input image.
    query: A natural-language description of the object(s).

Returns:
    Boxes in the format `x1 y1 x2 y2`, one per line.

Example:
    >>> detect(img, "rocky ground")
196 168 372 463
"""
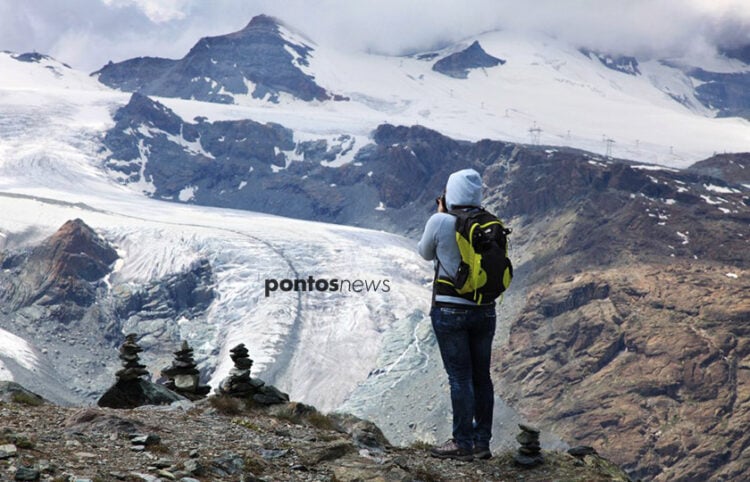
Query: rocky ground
0 383 631 482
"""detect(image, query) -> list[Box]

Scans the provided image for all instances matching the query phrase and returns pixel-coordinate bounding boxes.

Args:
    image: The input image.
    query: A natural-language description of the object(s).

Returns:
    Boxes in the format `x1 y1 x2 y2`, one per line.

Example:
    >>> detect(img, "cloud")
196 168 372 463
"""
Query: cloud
101 0 192 23
1 0 749 72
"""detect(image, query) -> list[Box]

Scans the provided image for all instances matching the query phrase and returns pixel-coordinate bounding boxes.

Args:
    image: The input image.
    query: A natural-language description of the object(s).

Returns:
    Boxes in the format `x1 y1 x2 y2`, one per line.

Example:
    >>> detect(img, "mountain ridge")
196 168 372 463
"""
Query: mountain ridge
93 14 333 103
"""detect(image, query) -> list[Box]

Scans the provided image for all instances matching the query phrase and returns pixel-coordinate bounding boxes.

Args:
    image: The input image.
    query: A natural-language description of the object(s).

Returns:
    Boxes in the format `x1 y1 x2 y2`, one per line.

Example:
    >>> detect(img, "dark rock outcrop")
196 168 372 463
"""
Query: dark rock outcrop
0 381 47 405
687 152 750 185
97 378 184 409
688 67 750 119
580 48 641 76
0 218 118 310
102 95 516 233
432 41 505 79
93 15 330 103
114 257 214 350
721 43 750 64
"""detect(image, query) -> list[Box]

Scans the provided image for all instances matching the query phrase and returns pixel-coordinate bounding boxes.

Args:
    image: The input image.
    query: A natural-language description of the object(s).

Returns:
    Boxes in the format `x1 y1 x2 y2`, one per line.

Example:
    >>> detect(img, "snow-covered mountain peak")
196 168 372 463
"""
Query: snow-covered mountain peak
94 13 331 104
0 51 106 92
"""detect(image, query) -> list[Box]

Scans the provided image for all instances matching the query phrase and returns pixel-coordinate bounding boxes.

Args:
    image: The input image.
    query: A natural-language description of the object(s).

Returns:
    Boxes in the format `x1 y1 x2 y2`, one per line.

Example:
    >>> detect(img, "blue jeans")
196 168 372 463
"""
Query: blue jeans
430 304 496 451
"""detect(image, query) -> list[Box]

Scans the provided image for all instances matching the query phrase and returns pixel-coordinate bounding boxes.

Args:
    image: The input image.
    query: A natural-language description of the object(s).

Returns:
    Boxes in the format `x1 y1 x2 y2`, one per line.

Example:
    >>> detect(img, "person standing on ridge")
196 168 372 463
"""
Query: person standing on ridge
418 168 511 462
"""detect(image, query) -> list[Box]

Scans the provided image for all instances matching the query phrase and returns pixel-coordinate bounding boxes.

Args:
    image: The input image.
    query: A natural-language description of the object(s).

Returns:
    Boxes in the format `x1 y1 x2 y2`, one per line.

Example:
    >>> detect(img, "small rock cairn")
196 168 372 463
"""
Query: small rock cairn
98 333 183 408
217 343 289 405
217 344 263 397
514 423 543 467
115 333 149 381
161 340 211 400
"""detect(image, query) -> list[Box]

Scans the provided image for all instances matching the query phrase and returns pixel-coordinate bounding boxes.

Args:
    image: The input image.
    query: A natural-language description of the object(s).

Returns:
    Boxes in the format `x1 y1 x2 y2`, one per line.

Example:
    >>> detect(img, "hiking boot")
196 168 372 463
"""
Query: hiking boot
474 445 492 460
430 439 474 461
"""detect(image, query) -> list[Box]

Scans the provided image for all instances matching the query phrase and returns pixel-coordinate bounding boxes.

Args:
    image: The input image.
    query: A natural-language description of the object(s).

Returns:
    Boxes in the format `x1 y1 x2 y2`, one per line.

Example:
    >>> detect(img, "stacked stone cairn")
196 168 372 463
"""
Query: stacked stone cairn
98 333 183 409
115 333 149 381
514 423 544 467
161 340 211 400
217 343 289 405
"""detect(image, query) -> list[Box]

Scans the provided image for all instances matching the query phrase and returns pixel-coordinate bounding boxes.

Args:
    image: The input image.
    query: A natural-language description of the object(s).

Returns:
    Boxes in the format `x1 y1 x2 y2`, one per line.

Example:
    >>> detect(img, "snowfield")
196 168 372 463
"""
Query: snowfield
0 327 38 382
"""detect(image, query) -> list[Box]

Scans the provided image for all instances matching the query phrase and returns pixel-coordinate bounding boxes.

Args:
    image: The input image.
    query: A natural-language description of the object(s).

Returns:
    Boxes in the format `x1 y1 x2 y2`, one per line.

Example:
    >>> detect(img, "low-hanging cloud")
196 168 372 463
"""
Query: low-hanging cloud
1 0 749 72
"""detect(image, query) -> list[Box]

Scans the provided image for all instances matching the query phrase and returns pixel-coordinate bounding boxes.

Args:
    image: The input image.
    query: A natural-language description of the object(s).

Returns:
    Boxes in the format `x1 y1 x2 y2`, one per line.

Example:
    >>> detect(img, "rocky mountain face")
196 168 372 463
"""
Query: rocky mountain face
686 152 750 185
103 96 519 233
478 147 749 481
579 49 641 76
0 219 215 405
0 219 118 311
93 15 334 103
688 67 750 119
432 40 505 79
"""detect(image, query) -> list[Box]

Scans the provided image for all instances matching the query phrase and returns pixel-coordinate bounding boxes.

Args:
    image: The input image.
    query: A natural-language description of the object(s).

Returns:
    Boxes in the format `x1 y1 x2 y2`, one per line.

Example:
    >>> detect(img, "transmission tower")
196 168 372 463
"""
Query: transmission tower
605 137 615 158
528 122 542 146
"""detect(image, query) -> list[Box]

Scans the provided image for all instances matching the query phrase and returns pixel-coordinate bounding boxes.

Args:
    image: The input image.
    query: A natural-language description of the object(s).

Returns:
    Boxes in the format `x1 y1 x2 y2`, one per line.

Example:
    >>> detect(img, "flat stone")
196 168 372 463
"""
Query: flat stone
260 448 289 460
131 434 161 446
514 453 544 467
518 423 540 434
153 458 174 468
129 474 160 482
298 440 355 466
156 469 176 480
332 454 411 482
209 452 245 476
568 445 598 457
174 374 199 390
183 459 203 475
14 467 40 481
519 445 542 455
75 451 98 458
0 443 18 459
516 431 540 445
234 359 253 369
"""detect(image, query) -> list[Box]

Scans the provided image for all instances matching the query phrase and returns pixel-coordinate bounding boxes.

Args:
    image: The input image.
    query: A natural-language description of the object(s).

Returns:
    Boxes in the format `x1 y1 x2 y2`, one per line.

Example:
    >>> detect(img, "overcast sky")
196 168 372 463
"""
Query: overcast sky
1 0 749 72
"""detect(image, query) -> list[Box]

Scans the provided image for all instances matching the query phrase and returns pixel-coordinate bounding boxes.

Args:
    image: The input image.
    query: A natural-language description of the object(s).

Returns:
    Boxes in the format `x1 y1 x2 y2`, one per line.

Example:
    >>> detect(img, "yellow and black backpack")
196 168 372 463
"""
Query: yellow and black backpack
436 208 513 304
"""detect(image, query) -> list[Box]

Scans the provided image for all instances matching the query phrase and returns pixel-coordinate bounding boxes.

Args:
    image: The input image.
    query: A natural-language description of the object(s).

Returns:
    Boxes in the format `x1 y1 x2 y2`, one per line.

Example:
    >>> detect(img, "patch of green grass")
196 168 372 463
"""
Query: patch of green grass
209 395 243 415
409 466 445 482
234 418 262 432
409 440 433 451
14 436 34 449
306 411 337 431
146 443 171 455
10 391 43 406
269 402 338 431
243 454 267 476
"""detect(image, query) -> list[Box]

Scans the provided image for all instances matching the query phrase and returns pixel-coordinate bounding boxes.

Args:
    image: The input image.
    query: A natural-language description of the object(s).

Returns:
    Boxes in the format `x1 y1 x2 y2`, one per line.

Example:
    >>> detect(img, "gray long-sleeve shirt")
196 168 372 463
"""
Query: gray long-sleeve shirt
418 168 487 307
417 212 476 307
